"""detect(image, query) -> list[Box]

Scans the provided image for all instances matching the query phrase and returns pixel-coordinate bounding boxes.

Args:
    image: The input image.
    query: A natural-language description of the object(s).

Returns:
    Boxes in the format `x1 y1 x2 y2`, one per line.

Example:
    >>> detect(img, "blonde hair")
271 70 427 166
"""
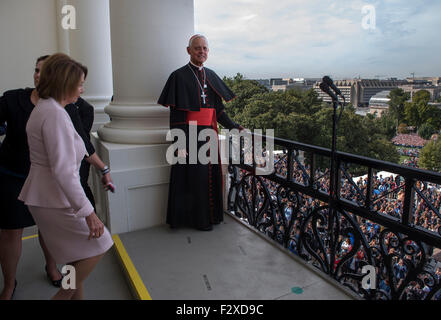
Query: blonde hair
37 53 84 102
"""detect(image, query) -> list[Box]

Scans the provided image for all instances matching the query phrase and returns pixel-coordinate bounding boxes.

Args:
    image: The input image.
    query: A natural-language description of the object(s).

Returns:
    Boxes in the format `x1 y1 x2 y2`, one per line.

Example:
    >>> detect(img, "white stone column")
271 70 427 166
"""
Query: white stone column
98 0 193 144
55 0 70 54
56 0 113 132
92 0 194 233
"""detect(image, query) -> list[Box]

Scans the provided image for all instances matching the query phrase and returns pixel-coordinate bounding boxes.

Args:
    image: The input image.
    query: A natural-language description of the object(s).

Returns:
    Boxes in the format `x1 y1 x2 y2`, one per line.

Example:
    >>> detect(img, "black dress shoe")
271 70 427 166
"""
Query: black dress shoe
45 265 63 288
196 225 213 231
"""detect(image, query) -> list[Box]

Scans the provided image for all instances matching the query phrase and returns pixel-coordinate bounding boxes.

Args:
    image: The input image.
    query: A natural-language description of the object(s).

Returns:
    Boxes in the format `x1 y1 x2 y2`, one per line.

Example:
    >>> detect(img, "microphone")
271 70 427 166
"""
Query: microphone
322 76 342 97
319 82 338 101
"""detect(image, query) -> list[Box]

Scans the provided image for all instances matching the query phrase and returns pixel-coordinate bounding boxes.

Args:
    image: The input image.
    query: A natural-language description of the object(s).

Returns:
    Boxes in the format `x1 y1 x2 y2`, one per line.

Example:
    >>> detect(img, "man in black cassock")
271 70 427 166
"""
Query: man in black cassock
158 34 242 231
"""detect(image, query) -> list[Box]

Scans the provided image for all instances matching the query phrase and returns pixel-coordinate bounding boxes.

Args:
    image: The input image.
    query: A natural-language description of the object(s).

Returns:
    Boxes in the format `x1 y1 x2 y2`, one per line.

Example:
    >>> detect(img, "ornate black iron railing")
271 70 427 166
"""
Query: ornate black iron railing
226 132 441 300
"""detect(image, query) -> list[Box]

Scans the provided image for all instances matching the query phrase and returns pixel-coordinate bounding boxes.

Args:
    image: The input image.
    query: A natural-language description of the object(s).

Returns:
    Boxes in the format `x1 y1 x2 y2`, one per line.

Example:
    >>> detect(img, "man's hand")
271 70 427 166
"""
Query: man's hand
85 212 105 240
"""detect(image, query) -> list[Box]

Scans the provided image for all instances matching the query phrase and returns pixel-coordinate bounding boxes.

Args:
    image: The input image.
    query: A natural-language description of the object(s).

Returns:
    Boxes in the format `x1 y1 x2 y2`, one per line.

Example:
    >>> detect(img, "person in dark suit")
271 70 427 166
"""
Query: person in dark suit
0 55 112 300
65 99 96 208
0 123 5 148
64 92 112 208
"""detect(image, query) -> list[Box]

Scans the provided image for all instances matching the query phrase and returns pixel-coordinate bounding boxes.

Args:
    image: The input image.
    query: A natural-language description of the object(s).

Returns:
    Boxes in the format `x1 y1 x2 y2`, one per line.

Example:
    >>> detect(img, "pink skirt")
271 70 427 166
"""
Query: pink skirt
28 206 114 264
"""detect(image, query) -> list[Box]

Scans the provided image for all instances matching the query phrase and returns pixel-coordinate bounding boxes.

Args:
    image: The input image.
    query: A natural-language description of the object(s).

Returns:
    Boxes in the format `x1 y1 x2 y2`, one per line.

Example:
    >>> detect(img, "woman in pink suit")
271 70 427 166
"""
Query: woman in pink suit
18 53 113 300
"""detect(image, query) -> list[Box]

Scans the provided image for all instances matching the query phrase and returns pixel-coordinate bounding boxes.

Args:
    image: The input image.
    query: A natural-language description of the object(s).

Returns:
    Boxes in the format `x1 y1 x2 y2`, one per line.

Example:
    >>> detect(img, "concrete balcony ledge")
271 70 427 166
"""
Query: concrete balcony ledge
118 214 357 300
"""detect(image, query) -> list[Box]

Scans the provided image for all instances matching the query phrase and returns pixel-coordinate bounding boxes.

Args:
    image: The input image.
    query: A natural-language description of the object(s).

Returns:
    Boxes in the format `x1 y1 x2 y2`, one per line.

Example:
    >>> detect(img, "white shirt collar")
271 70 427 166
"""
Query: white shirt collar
189 61 204 71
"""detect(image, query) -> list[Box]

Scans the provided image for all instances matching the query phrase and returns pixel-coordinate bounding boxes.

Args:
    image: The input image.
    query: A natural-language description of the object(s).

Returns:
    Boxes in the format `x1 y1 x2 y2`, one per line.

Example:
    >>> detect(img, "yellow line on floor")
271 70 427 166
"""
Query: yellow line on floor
112 234 152 300
22 234 39 241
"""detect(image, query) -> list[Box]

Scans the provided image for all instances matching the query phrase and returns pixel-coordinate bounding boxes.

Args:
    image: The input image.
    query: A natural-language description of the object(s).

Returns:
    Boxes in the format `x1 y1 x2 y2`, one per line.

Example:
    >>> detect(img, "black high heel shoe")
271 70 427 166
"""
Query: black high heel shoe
45 265 63 288
10 280 17 300
13 280 17 298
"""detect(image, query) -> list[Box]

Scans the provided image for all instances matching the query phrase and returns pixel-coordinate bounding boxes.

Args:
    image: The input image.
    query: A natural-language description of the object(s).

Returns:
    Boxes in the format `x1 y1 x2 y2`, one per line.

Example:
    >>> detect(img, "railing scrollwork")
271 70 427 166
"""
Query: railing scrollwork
226 133 441 300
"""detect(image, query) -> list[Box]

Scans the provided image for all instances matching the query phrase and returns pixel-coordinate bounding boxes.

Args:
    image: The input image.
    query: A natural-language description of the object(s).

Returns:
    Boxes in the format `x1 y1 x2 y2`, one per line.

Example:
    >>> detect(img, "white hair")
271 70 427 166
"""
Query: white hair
188 34 209 48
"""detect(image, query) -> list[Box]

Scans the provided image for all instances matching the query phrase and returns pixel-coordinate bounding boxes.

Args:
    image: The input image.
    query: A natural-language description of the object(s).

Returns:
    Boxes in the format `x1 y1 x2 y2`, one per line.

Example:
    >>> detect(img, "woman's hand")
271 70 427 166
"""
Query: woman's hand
101 172 112 187
85 212 105 240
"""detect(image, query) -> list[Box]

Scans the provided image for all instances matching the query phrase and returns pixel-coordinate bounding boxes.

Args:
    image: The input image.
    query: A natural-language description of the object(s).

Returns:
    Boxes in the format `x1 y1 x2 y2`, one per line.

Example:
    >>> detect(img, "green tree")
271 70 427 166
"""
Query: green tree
375 111 397 140
425 106 441 129
419 139 441 172
388 88 410 125
310 107 399 163
404 101 420 128
233 89 322 142
224 76 399 165
398 123 410 134
418 123 437 140
404 90 441 129
412 90 430 104
223 73 268 119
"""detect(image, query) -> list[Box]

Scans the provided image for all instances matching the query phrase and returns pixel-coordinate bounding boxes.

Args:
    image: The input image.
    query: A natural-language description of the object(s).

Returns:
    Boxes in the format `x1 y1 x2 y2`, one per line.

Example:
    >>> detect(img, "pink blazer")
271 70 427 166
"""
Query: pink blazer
19 98 94 218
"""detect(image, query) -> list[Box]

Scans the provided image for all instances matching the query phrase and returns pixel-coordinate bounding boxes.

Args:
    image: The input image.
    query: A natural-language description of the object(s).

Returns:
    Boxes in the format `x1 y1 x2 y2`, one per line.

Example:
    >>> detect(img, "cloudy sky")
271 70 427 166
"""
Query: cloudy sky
194 0 441 80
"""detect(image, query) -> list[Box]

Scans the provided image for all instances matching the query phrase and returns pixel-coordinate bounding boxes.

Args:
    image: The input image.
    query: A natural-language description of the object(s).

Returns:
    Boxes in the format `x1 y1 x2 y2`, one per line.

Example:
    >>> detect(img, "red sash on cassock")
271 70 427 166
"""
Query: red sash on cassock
186 108 216 129
185 108 224 192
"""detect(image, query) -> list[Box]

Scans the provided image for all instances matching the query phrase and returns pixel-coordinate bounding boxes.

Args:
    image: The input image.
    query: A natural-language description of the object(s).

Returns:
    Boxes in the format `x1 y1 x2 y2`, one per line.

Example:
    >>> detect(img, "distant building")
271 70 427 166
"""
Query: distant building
271 85 288 91
428 102 441 109
399 84 441 102
270 78 290 86
270 78 319 92
355 108 369 116
356 79 408 107
314 79 408 107
305 78 321 86
313 79 358 105
369 90 391 117
255 79 271 90
406 77 441 86
253 78 317 92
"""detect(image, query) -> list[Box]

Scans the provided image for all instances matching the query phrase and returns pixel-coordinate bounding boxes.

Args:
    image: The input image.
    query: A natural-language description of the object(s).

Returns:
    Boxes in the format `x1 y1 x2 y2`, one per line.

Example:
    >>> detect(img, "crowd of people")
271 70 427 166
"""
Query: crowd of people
398 148 420 168
392 133 427 148
398 148 420 158
402 157 419 168
392 134 427 168
233 152 441 299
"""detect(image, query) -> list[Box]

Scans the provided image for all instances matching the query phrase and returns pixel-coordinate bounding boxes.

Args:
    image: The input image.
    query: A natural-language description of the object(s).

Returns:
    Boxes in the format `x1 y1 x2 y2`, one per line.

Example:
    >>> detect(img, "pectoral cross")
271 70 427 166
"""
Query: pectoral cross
201 93 207 104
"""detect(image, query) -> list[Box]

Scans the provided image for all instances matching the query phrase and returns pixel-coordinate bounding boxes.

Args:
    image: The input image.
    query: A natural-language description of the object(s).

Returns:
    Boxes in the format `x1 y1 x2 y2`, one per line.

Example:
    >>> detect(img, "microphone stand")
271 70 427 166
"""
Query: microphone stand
329 94 339 210
320 81 345 276
330 93 345 205
319 82 342 206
